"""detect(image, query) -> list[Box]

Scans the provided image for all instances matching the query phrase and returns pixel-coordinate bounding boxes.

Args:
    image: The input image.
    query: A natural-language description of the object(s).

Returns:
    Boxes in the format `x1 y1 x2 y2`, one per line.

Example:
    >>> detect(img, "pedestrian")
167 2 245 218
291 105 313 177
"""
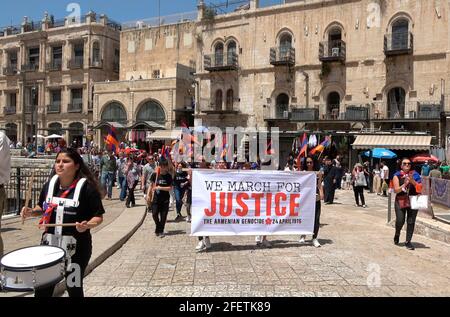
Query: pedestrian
150 159 173 238
392 158 422 250
0 130 11 257
299 156 323 248
323 156 338 205
117 152 127 201
421 161 431 177
333 155 343 190
373 163 382 195
429 165 442 178
20 147 104 297
100 150 117 200
380 161 390 197
173 161 189 221
125 156 141 208
184 167 192 223
141 155 156 205
344 169 352 190
352 163 368 208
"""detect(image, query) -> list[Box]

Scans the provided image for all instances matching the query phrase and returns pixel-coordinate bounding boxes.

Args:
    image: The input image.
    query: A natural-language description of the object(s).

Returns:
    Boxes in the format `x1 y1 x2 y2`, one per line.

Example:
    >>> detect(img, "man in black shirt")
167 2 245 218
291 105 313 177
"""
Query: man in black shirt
150 159 173 237
323 156 338 204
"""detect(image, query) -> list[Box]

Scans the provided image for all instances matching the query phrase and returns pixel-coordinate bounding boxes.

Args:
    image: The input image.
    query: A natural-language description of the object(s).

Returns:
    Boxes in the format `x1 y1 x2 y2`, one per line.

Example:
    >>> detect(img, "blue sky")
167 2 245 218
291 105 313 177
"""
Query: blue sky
0 0 283 27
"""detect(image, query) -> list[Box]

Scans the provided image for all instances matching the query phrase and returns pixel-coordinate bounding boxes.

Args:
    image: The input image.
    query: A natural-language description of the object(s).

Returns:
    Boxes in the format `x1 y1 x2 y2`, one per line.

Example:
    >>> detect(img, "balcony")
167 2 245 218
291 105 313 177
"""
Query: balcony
418 104 441 119
3 66 18 76
372 101 440 121
68 102 83 113
384 32 413 56
21 63 39 72
90 60 103 69
264 109 291 121
47 60 62 71
47 104 61 114
319 40 346 62
204 53 238 72
291 108 319 121
270 47 295 66
4 106 16 115
68 57 84 69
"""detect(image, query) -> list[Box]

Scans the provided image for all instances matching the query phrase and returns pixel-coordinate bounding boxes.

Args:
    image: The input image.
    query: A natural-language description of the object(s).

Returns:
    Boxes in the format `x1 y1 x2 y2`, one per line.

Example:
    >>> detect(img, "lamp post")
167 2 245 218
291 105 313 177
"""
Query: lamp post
31 85 38 155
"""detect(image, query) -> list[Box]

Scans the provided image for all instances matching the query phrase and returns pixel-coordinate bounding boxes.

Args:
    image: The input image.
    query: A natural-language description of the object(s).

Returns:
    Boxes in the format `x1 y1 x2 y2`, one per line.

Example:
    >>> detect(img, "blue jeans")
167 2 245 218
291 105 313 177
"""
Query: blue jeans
119 177 127 201
101 171 114 199
174 186 186 215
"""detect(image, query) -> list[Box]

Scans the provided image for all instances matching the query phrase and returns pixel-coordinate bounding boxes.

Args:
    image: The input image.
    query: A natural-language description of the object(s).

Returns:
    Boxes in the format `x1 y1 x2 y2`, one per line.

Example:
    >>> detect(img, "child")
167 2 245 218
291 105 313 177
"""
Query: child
345 169 352 190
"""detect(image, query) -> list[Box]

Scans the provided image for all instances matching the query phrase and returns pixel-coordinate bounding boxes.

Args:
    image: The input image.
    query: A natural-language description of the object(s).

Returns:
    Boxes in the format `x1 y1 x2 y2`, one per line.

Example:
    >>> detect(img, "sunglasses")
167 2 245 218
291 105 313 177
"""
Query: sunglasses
402 162 411 166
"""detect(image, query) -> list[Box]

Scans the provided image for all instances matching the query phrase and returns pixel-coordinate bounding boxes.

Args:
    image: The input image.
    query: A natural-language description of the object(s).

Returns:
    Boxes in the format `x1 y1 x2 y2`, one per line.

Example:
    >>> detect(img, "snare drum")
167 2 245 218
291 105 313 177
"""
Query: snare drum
0 246 66 292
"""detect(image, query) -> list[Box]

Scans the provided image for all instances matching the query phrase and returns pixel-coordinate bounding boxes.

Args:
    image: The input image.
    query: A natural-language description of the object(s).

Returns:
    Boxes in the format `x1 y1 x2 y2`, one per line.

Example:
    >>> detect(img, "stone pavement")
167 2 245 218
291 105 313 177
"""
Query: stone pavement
82 189 450 297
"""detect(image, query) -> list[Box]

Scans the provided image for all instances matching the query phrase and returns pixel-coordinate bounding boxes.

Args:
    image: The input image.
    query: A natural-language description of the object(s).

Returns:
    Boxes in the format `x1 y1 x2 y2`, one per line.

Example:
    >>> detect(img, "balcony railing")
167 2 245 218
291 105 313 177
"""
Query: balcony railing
47 104 61 113
291 108 319 121
47 59 62 71
264 108 291 121
68 102 83 113
68 57 84 69
418 104 441 119
319 40 346 62
372 101 440 120
204 53 238 72
90 60 103 69
4 106 16 115
3 66 18 75
384 32 413 56
270 47 295 66
22 63 39 72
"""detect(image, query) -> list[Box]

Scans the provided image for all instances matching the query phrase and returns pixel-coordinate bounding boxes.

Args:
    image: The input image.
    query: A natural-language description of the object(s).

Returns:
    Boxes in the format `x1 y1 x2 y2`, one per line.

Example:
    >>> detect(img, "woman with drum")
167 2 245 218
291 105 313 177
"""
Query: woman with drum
21 147 105 297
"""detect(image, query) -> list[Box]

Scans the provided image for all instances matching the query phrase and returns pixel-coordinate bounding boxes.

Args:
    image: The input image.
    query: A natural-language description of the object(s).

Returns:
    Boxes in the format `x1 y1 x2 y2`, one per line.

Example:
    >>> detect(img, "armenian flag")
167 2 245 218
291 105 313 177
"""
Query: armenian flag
309 136 331 156
105 126 120 154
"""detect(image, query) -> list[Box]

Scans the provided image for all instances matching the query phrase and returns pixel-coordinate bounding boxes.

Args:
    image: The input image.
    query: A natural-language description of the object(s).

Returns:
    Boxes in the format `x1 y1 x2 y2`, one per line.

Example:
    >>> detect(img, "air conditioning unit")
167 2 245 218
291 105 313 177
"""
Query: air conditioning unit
331 47 340 57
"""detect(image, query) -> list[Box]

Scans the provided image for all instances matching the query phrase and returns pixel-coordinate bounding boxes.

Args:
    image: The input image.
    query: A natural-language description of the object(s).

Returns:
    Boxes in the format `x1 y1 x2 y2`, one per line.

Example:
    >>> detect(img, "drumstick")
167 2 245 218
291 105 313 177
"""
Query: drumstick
40 221 98 228
22 172 35 225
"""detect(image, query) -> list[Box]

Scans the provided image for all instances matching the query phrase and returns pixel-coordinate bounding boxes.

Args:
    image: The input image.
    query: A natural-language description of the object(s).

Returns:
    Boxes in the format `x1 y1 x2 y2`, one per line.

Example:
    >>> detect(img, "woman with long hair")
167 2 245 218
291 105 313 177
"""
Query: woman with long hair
21 147 104 297
392 158 422 250
353 163 368 208
299 156 323 248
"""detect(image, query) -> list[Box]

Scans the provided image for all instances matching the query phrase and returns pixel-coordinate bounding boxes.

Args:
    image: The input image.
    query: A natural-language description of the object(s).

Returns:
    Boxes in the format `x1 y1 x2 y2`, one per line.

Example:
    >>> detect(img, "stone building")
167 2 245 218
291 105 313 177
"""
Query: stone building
195 0 450 164
92 15 197 150
0 11 121 146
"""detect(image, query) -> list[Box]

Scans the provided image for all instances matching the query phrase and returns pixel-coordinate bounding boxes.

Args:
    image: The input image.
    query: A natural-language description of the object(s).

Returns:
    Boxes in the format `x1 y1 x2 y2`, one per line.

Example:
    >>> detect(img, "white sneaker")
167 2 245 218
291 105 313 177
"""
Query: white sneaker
196 241 206 251
299 235 306 244
186 216 191 223
312 239 321 248
204 237 211 249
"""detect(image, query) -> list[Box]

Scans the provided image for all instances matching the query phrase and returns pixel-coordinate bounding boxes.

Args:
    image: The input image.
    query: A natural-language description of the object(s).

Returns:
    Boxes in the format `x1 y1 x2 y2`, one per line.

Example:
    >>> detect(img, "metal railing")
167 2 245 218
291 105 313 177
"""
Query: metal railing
68 57 84 69
3 168 52 217
319 40 346 62
4 106 17 115
122 11 197 30
270 46 295 66
22 63 40 72
47 103 61 113
204 52 238 71
384 32 413 55
372 101 441 120
47 59 62 71
3 66 18 75
291 108 319 121
68 102 83 112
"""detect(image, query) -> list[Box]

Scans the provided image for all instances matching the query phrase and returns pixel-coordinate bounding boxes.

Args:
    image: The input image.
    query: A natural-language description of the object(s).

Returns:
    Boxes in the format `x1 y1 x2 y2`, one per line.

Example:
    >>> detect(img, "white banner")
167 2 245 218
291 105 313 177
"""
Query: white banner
191 170 317 236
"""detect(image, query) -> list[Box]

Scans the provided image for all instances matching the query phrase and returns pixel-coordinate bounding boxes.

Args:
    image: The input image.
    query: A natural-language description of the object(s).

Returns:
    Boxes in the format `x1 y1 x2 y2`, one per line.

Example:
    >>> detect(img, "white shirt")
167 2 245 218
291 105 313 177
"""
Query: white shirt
0 132 12 185
381 165 389 180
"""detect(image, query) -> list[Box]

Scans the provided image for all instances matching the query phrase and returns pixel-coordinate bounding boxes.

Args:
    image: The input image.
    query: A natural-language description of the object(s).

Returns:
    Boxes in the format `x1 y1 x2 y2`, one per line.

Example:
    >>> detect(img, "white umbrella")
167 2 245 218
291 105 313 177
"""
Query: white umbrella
45 134 63 139
33 135 45 139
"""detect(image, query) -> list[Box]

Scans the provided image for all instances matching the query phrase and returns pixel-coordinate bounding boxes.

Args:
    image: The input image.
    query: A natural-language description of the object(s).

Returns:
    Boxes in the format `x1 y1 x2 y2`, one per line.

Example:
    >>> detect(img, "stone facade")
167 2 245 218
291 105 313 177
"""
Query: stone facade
195 0 449 158
0 11 121 145
93 20 197 147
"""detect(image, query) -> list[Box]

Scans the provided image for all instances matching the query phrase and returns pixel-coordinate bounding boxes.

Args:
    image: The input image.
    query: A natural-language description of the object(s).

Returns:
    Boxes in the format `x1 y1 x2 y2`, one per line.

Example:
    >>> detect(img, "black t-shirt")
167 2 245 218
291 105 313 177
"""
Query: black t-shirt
150 172 173 203
174 171 188 188
38 179 105 242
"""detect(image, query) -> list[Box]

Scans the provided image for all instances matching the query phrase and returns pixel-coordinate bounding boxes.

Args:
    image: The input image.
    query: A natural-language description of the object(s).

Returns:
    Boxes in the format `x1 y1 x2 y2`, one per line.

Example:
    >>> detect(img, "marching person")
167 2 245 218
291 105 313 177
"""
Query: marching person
142 155 156 211
173 162 189 221
100 150 117 200
150 159 173 238
392 158 422 250
21 147 104 297
125 156 141 208
353 163 368 208
323 156 338 205
0 130 11 258
299 156 323 248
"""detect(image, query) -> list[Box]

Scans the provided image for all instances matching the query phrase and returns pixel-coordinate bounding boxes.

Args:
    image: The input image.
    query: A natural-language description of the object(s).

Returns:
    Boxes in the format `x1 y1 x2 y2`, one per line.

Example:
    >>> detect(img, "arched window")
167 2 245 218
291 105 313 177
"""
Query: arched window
328 27 342 56
48 122 62 135
227 41 237 65
392 19 409 50
215 90 223 111
226 89 234 111
136 100 166 124
215 43 224 67
276 93 289 118
327 92 341 119
388 87 406 118
92 42 101 64
101 102 127 123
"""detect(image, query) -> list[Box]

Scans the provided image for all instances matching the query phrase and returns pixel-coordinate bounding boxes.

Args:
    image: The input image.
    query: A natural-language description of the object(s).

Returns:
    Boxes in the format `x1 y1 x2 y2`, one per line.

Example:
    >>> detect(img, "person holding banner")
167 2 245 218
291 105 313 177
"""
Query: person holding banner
299 156 323 248
392 158 422 250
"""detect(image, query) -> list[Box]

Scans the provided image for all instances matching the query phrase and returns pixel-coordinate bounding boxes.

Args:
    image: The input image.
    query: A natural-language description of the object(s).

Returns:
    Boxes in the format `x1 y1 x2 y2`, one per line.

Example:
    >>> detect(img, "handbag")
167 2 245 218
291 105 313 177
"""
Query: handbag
410 195 428 210
396 194 411 209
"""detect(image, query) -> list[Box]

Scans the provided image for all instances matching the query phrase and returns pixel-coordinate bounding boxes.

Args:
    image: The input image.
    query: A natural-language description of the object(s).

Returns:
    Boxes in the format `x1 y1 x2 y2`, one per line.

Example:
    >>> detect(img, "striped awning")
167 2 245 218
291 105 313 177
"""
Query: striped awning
352 135 432 150
146 129 182 140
